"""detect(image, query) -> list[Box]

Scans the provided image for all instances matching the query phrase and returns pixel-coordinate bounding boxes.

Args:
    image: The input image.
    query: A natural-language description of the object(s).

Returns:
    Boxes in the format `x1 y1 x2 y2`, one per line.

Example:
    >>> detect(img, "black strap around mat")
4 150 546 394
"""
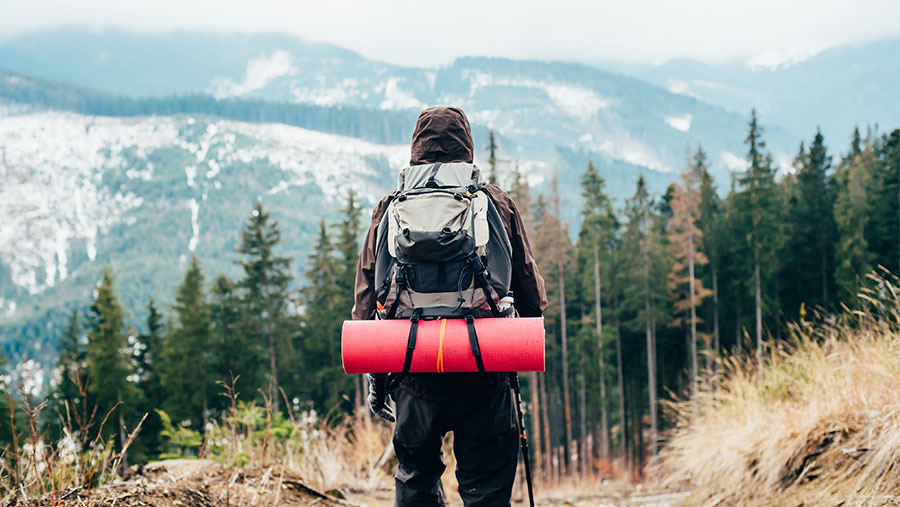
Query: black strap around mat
464 313 486 373
387 308 422 390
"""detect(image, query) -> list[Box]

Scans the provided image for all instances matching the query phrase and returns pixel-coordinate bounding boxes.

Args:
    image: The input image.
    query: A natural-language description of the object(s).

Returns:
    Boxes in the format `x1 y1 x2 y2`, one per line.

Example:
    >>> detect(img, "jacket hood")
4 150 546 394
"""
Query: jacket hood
409 106 474 166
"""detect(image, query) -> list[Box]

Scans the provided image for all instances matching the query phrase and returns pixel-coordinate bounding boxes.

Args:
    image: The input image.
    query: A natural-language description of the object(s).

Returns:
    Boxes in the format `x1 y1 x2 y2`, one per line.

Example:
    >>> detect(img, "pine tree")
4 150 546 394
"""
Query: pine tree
333 191 364 409
135 299 164 457
781 129 836 319
210 274 259 402
161 256 213 429
576 161 617 462
667 165 712 402
867 129 900 275
618 175 667 476
735 110 782 374
833 138 876 302
694 147 722 377
56 309 85 410
532 178 574 473
300 219 344 411
551 174 574 473
236 202 294 408
85 266 137 467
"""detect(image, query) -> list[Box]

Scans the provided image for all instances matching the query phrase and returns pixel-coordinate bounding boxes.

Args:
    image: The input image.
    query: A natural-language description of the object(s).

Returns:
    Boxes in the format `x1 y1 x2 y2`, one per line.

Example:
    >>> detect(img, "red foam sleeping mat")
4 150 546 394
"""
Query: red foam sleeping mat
341 317 545 374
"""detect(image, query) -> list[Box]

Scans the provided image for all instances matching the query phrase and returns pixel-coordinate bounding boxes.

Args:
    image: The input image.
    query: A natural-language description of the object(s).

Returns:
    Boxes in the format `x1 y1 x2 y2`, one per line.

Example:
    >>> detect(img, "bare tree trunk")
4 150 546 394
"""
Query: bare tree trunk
529 372 542 479
634 381 646 481
615 316 626 472
735 302 743 360
540 371 552 479
755 249 763 376
820 245 828 304
688 224 699 411
644 245 658 479
712 266 720 389
578 372 587 475
593 242 610 462
558 253 572 474
551 183 573 475
266 308 279 412
117 388 127 473
201 360 209 429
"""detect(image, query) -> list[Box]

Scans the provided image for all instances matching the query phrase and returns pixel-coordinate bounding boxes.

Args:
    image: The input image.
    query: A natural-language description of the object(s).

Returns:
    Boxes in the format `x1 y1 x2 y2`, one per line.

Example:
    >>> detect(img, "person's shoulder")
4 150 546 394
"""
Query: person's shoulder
483 184 516 212
371 192 395 220
483 184 512 203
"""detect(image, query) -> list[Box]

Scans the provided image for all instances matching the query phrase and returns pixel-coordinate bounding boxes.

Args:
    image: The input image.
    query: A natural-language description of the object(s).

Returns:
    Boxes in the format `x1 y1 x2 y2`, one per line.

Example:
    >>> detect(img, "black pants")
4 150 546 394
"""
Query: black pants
392 387 519 506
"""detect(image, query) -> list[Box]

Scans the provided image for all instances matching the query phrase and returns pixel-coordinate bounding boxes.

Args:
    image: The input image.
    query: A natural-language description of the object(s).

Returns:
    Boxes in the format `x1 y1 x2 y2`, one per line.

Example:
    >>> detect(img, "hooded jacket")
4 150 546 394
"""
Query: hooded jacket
352 106 548 400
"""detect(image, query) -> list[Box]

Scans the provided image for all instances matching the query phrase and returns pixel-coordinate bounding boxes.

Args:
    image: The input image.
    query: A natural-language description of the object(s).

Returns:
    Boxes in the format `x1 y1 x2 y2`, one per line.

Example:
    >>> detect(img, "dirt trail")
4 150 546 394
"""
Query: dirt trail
343 484 691 506
21 460 690 506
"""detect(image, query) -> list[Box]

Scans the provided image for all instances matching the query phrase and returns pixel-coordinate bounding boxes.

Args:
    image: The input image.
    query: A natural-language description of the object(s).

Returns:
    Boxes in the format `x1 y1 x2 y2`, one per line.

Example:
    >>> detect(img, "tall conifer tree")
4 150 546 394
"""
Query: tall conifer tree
667 165 712 402
236 203 294 409
834 139 876 302
334 192 364 408
162 257 213 428
735 110 782 373
618 176 667 475
301 220 343 410
576 161 617 462
694 147 722 375
136 299 164 456
781 129 836 318
867 129 900 274
210 274 258 401
85 266 137 466
56 309 85 410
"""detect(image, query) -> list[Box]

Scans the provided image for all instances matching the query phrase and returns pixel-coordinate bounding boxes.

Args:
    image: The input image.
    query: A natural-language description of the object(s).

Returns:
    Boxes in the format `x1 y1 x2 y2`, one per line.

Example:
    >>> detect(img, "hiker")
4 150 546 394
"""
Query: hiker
352 105 548 506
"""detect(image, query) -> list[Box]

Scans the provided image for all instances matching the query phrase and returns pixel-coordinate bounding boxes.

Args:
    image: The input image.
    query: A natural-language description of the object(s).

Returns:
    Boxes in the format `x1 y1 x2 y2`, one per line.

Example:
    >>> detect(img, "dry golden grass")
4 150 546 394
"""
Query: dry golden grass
660 273 900 505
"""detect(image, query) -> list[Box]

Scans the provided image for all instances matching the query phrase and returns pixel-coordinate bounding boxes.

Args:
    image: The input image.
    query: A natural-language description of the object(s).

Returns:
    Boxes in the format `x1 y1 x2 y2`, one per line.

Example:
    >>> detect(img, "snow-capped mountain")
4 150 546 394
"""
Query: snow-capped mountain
0 107 409 362
0 28 802 184
603 38 900 143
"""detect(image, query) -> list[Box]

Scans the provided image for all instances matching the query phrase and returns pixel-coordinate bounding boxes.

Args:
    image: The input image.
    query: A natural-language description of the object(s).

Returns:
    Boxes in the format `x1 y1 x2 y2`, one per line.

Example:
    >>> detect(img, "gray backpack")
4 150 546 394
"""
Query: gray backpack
374 162 513 322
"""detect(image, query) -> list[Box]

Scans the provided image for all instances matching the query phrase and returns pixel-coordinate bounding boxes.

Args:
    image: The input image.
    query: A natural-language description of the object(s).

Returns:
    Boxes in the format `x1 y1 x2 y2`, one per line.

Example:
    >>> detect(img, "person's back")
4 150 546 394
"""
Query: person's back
353 105 547 506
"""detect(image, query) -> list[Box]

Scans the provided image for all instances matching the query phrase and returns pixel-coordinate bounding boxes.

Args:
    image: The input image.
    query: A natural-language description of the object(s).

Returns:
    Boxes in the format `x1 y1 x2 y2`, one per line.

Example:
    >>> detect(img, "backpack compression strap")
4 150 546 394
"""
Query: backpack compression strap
387 308 422 390
425 162 443 188
470 254 505 318
384 265 407 320
464 313 487 373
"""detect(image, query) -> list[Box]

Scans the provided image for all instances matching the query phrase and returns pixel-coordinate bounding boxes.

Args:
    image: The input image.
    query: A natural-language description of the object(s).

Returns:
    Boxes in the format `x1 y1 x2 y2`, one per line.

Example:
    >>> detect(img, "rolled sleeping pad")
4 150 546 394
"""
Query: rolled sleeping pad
341 317 545 374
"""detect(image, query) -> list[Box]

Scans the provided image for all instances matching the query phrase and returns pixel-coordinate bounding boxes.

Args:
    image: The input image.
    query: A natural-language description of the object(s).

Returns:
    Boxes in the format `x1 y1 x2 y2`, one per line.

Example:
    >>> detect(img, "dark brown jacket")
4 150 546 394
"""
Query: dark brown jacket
351 106 548 400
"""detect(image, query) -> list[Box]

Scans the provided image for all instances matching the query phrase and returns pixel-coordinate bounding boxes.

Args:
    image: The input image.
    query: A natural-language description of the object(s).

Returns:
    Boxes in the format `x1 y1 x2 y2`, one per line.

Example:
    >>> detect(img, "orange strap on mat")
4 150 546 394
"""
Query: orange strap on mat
436 318 448 373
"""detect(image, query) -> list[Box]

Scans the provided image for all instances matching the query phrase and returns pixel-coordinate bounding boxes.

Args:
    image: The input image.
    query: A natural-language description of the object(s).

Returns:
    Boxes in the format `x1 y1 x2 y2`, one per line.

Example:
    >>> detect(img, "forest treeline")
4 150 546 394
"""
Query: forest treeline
0 69 416 145
1 111 897 476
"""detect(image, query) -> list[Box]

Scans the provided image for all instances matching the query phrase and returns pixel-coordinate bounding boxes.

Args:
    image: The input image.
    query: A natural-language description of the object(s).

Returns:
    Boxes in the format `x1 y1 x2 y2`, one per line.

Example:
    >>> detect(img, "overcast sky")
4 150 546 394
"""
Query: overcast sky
2 0 899 67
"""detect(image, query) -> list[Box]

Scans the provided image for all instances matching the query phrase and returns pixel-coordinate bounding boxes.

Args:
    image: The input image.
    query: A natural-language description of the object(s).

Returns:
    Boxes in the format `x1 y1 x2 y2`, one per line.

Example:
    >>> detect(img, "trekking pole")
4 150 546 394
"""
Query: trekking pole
509 372 535 507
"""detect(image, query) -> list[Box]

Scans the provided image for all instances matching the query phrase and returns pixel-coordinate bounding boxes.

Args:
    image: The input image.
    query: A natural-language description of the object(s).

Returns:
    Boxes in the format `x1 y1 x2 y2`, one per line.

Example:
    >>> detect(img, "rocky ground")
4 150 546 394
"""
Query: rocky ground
8 460 350 506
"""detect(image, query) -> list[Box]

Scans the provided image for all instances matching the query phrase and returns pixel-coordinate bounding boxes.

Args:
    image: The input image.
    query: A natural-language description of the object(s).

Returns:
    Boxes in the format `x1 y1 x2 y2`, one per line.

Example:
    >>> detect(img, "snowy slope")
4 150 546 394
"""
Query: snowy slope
0 29 801 184
0 108 412 361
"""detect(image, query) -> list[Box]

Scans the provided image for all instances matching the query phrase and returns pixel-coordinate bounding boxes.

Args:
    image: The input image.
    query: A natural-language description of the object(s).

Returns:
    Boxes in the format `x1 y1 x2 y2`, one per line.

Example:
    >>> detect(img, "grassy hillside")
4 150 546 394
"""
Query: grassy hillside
660 272 900 504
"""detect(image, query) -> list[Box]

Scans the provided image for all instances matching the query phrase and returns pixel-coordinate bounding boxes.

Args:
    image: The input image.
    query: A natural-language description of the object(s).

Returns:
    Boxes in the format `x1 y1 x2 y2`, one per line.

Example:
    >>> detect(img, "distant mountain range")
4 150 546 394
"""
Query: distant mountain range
0 27 896 370
601 38 900 145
